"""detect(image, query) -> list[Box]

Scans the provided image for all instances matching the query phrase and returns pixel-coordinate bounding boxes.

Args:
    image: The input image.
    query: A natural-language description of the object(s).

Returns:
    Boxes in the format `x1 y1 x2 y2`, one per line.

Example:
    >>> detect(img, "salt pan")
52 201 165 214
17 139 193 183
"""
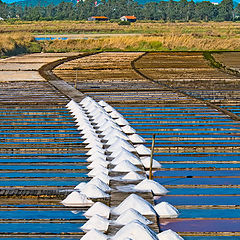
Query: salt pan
115 208 152 225
81 214 109 232
61 191 93 206
81 184 110 198
81 229 108 240
112 160 142 172
134 179 168 195
84 202 111 219
112 194 156 215
112 220 158 240
157 229 184 240
154 202 179 218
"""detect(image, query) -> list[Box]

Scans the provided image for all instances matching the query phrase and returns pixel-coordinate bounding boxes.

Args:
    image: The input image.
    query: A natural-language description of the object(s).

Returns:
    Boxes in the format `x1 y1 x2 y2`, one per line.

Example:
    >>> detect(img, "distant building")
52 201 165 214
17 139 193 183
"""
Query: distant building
120 16 137 22
88 16 108 21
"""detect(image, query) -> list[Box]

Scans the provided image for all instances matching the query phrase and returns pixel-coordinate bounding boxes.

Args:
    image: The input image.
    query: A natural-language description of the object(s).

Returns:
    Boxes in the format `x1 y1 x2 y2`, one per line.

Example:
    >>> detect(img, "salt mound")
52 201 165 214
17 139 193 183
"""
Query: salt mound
74 182 87 191
121 125 136 134
86 146 105 156
109 110 124 119
87 161 108 169
112 149 140 164
115 208 152 225
135 144 151 155
81 214 109 232
157 229 184 240
122 171 146 181
93 172 110 184
108 141 136 153
87 178 111 192
86 141 103 149
61 191 93 206
112 220 158 240
103 129 129 141
81 229 108 240
111 157 142 166
86 155 106 163
112 194 156 215
134 179 168 195
112 160 142 172
88 166 109 177
106 136 130 145
115 117 129 126
129 134 146 144
84 202 111 219
140 157 162 169
154 202 179 218
98 100 108 107
104 105 116 113
81 184 110 198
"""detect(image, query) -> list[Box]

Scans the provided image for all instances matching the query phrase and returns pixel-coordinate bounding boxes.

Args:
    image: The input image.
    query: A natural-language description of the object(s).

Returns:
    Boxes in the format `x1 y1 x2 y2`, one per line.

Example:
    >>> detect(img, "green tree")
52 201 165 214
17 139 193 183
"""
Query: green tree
218 0 233 21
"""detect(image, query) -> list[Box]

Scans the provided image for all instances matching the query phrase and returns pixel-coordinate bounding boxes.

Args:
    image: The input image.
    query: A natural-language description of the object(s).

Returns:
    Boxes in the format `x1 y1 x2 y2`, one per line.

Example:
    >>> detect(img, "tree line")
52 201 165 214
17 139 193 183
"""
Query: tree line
0 0 239 21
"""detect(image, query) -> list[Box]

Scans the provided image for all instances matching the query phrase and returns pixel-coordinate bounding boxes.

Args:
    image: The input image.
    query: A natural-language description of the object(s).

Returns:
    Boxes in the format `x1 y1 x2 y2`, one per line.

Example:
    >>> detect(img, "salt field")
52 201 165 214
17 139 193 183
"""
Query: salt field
0 51 240 239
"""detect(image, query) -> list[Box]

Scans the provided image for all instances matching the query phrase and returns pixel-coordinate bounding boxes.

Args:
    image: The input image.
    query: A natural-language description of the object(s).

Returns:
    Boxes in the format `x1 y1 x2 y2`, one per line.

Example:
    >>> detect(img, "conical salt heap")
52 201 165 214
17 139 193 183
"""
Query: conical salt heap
81 229 108 240
134 179 168 195
111 220 158 240
140 157 162 169
111 155 142 166
61 191 93 206
87 161 108 169
74 182 87 191
87 178 111 192
88 166 109 177
115 117 129 126
112 194 156 216
81 214 109 232
112 160 142 172
122 171 146 181
121 125 136 134
154 202 179 218
115 208 152 225
111 149 140 164
98 100 108 107
128 133 146 144
157 229 184 240
135 144 151 155
108 139 136 153
92 172 110 184
81 184 110 198
84 202 111 219
87 155 106 163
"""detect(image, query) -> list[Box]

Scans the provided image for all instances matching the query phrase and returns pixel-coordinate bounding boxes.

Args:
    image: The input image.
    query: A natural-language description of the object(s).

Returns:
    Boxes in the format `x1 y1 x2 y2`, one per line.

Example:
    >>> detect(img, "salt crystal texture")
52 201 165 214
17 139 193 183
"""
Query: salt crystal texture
121 125 136 134
141 157 162 169
81 229 108 240
112 194 156 215
74 182 87 191
81 214 109 232
122 171 146 181
134 179 168 195
81 184 110 198
135 144 151 155
154 202 179 218
111 220 158 240
129 134 146 144
115 208 152 225
61 191 93 206
112 160 142 172
87 178 111 192
84 202 111 219
157 229 184 240
87 166 109 177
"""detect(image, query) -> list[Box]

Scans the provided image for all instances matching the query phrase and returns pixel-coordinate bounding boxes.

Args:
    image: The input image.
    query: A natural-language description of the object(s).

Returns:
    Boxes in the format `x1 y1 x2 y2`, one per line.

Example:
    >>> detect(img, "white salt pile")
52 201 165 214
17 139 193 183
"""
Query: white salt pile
134 179 168 195
87 178 111 192
106 136 129 145
111 149 140 164
88 166 109 177
154 202 179 218
74 182 87 191
81 229 108 240
81 184 110 198
115 117 129 126
157 229 184 240
140 157 162 169
87 146 105 156
112 160 142 172
135 144 151 155
109 110 124 119
104 105 116 113
115 208 152 225
93 172 110 184
103 129 129 140
108 139 136 153
111 220 158 240
87 155 106 162
111 156 142 166
122 171 146 181
87 161 108 169
84 202 111 219
112 194 156 216
81 214 109 232
61 191 93 206
121 125 136 134
98 100 108 107
128 133 146 144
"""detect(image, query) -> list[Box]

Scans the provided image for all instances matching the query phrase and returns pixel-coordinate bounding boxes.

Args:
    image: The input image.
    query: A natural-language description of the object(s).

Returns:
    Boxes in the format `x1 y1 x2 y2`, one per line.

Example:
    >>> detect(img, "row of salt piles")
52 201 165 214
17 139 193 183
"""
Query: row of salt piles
61 97 184 240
